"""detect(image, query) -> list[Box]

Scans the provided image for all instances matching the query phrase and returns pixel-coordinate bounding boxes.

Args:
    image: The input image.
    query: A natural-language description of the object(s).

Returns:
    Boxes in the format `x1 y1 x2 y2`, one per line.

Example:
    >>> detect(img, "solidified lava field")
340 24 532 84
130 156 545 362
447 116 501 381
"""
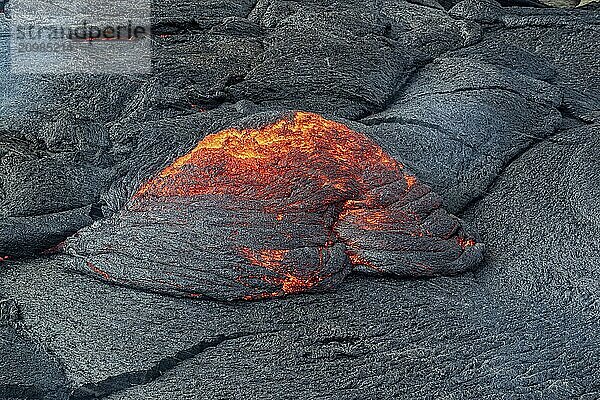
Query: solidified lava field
1 0 600 399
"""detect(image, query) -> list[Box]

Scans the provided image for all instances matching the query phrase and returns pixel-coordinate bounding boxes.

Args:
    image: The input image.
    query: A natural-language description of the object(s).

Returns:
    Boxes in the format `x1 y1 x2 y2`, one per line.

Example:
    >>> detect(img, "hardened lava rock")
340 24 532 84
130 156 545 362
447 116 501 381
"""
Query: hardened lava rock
65 112 483 300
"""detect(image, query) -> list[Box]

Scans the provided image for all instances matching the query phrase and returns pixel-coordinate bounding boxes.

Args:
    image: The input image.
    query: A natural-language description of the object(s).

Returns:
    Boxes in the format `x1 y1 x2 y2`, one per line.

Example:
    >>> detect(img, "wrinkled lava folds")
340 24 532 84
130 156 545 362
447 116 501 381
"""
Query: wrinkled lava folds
66 111 484 301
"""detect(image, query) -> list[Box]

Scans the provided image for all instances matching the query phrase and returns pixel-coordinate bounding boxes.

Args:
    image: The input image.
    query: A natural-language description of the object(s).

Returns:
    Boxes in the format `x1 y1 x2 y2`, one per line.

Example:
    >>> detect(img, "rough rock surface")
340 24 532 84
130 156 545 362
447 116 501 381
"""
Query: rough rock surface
65 111 482 300
1 0 599 398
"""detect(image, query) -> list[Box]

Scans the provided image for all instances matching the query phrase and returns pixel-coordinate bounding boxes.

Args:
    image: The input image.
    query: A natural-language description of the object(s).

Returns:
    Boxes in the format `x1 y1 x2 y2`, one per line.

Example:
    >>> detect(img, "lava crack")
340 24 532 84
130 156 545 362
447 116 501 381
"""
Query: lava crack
65 111 483 300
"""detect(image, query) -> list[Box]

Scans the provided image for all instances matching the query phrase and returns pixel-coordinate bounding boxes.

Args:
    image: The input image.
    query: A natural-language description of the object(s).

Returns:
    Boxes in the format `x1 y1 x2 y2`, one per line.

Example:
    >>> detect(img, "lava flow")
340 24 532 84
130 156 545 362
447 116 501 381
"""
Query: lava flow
134 111 404 209
69 111 483 301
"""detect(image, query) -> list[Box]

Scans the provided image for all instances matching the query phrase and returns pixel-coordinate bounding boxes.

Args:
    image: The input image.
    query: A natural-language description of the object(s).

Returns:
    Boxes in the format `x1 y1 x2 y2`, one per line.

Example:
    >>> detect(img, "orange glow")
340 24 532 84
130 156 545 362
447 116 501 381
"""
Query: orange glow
405 175 417 189
339 207 422 232
281 274 323 293
456 237 476 250
128 111 477 299
240 274 325 300
347 252 384 273
86 261 111 281
239 247 288 270
134 111 402 208
237 246 327 297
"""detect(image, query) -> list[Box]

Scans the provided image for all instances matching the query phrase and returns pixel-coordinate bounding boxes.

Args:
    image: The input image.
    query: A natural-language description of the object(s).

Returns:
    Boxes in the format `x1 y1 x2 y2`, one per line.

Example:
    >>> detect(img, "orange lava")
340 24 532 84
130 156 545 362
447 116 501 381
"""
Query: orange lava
338 207 422 233
456 237 476 250
239 247 289 270
238 247 327 298
405 175 417 189
347 252 385 273
240 275 326 300
281 274 324 294
132 111 420 297
129 111 478 299
86 261 111 281
134 111 405 210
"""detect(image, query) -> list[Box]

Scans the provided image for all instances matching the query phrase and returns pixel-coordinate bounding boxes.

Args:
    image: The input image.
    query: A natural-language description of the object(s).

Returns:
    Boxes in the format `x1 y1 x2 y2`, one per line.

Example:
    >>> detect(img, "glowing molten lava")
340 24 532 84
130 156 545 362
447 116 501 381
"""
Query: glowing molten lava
134 111 407 210
237 247 330 300
70 111 482 301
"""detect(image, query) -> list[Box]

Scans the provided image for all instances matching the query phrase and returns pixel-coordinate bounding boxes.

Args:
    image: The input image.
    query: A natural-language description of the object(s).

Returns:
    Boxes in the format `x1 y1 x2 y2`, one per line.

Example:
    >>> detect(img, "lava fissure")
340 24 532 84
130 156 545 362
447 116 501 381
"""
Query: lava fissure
69 332 262 399
66 111 484 301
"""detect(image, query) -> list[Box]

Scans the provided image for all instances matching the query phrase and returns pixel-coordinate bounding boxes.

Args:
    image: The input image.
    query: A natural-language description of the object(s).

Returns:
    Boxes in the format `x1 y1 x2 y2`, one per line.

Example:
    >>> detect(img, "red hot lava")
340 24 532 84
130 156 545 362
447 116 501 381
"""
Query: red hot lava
73 111 482 300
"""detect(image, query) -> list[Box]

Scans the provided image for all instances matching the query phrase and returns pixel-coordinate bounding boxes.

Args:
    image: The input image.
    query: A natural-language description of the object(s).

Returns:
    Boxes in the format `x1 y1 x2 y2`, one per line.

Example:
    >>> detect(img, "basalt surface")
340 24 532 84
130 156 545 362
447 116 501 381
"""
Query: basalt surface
65 111 482 300
1 0 599 399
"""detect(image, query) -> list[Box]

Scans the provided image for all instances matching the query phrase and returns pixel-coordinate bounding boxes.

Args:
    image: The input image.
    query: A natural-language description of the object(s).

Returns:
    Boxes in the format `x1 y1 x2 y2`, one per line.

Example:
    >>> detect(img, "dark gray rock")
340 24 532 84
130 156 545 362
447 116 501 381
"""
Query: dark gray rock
362 55 562 212
1 0 599 398
0 318 68 400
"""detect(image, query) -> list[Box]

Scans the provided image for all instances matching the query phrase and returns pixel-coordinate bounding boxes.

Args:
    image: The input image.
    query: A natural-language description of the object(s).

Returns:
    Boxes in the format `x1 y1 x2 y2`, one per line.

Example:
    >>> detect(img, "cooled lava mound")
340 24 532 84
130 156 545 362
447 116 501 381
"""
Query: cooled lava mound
65 111 483 300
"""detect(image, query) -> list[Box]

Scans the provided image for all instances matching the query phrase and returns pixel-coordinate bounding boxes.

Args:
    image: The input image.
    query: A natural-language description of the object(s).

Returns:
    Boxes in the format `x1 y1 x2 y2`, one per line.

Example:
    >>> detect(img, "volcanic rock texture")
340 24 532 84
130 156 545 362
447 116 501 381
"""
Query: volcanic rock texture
65 111 482 300
1 0 600 399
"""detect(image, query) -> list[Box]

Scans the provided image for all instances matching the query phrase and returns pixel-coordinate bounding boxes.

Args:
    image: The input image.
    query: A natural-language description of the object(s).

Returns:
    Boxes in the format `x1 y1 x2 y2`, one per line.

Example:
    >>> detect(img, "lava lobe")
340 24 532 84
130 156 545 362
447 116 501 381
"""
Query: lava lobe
65 111 483 301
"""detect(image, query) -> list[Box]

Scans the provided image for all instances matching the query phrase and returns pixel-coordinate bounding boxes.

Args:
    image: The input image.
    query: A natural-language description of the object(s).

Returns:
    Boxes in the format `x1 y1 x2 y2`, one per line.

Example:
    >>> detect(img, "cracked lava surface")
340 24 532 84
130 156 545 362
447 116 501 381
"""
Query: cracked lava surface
65 111 484 300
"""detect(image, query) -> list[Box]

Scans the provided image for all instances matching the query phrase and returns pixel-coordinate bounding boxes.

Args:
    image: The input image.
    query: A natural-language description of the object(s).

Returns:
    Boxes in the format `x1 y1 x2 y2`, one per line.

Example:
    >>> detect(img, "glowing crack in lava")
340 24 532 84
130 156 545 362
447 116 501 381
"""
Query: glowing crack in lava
66 111 483 301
